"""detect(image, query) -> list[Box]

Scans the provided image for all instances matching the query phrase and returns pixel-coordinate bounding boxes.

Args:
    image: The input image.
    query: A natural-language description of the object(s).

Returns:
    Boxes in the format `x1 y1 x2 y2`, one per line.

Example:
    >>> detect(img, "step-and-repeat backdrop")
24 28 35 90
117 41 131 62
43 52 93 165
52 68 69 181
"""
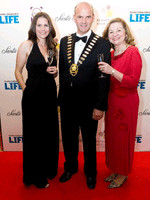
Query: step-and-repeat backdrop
0 0 150 151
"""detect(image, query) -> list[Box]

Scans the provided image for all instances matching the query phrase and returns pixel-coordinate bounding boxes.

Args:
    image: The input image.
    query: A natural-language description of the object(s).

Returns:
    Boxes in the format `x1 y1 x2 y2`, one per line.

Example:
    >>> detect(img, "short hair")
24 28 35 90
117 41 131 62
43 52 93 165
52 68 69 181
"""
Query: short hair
74 2 94 15
102 18 135 48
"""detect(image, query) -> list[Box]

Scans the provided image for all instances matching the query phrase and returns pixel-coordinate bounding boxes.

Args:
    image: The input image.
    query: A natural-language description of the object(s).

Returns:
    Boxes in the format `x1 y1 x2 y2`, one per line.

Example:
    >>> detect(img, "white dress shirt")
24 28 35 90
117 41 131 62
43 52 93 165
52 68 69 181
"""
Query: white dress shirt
74 30 91 64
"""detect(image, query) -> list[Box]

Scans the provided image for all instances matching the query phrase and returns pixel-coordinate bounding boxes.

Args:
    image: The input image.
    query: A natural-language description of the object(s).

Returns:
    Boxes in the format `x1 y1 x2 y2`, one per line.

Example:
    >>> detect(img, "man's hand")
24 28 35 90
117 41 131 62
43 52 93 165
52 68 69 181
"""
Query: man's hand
92 109 104 120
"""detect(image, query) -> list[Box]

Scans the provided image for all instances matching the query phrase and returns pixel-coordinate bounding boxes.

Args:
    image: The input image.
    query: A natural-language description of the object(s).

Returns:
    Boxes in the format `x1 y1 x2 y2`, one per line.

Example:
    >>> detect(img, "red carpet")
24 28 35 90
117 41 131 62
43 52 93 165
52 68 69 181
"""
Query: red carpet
0 152 150 200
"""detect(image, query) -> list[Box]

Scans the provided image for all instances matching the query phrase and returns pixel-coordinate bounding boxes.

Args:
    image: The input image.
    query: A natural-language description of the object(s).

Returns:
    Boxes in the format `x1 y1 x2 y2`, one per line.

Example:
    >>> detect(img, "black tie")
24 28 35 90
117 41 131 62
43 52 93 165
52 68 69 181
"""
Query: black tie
75 36 87 43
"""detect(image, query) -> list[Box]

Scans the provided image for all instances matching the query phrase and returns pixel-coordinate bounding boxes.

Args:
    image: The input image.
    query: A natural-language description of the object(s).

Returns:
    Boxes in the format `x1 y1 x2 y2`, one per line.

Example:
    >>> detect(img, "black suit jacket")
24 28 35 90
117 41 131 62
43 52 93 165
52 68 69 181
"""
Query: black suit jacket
58 31 111 111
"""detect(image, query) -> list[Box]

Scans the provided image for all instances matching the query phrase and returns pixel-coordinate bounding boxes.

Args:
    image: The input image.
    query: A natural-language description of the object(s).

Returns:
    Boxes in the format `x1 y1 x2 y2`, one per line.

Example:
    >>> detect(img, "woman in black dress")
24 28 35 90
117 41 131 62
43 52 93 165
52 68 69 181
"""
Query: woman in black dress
15 12 59 188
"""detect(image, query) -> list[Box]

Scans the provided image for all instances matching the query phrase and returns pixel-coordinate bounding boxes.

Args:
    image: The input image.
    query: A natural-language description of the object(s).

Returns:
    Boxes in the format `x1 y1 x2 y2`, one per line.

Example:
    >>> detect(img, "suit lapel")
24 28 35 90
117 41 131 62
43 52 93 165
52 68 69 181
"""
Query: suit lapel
71 33 76 64
66 31 100 76
77 31 100 66
77 31 95 65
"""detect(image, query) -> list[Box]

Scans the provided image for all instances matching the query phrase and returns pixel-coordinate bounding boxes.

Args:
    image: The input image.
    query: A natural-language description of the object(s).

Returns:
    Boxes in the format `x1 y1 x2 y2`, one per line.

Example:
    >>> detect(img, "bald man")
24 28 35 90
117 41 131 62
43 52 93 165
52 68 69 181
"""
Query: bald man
58 2 111 189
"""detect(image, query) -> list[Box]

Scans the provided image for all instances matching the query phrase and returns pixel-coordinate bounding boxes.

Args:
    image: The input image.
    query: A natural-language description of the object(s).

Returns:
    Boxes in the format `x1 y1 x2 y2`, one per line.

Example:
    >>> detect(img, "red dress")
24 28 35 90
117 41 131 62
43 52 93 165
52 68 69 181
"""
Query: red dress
105 46 142 175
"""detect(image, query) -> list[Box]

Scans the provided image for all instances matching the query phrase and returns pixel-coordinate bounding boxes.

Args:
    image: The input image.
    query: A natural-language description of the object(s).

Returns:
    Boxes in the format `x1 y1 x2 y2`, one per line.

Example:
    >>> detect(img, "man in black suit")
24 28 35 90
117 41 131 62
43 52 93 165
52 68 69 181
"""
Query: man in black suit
58 2 111 189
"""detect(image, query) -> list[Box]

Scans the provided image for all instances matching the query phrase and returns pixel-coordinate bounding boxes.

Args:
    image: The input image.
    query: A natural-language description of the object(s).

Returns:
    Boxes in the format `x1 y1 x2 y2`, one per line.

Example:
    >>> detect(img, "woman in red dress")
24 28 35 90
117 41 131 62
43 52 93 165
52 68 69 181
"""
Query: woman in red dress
98 18 142 188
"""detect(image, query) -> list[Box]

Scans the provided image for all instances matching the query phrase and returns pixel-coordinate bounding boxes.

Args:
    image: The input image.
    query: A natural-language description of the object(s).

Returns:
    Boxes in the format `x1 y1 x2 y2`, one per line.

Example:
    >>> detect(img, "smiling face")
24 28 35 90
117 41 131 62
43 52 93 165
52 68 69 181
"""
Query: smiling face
36 17 50 40
108 22 126 47
73 3 94 36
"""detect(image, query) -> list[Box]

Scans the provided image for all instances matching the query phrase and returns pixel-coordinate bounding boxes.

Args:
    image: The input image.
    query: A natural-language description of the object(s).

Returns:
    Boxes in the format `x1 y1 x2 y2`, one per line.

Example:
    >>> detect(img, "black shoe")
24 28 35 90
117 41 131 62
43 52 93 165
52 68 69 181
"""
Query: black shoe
59 172 73 183
86 177 96 189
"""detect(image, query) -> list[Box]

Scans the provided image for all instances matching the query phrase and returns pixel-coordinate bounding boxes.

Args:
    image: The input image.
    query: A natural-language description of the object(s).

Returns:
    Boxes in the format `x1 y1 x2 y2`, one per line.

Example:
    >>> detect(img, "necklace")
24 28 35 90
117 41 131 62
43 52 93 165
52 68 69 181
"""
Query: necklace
114 44 129 56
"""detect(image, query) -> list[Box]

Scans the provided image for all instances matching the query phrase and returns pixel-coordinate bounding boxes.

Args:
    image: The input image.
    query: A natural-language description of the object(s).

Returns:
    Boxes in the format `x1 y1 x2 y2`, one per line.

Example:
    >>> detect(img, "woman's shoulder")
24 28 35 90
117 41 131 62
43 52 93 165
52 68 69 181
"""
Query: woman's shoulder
19 40 33 49
18 40 34 55
126 45 142 61
127 45 140 54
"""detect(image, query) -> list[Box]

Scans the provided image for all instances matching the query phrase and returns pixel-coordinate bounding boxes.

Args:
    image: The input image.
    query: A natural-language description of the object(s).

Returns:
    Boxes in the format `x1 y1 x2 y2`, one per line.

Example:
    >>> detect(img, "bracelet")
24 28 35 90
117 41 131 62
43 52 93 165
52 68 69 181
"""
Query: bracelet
111 69 115 76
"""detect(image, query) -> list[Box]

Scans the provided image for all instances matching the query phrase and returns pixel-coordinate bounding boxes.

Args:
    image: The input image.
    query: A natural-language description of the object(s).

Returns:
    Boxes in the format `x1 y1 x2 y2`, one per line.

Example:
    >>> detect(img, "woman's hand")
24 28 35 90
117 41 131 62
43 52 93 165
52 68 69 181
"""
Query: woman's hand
98 62 113 75
98 62 123 82
47 66 58 77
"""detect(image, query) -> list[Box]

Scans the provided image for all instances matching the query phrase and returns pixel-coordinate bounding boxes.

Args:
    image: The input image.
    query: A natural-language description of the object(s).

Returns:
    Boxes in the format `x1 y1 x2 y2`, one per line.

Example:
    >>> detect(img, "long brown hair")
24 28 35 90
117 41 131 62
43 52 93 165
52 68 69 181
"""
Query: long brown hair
28 12 57 56
102 18 135 49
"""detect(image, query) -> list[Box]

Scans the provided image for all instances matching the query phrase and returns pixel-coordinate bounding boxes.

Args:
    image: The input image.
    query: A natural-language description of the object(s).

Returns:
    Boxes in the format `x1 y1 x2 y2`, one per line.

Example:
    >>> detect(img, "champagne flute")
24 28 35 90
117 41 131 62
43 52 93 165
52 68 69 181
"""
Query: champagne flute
97 53 105 78
47 50 57 77
48 50 54 66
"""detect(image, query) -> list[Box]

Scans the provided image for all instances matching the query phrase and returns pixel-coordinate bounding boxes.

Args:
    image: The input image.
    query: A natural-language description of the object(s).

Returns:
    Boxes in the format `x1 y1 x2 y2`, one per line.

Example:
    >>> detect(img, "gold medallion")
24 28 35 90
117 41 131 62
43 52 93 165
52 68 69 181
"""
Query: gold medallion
67 34 99 77
70 64 78 76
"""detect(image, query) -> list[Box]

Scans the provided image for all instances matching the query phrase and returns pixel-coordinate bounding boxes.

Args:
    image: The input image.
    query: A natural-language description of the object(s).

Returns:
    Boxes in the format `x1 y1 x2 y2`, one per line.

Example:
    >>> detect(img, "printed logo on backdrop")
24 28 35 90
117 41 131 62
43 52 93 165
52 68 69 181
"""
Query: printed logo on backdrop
4 81 21 90
95 5 113 26
1 46 17 54
0 13 19 24
137 80 146 90
55 14 73 21
30 7 43 21
9 135 23 143
130 11 150 22
135 135 142 151
143 46 150 53
139 109 150 116
135 136 142 143
7 109 21 116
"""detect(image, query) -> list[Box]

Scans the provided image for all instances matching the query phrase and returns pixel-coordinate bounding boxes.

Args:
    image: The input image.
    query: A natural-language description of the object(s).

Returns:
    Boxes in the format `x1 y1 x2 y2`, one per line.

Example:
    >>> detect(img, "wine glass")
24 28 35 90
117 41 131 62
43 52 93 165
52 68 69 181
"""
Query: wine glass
97 53 105 78
48 50 54 66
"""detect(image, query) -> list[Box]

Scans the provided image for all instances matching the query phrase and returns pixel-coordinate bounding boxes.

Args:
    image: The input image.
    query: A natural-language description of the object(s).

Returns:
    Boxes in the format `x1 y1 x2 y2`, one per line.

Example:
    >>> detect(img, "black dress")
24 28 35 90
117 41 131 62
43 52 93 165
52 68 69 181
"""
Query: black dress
22 42 59 188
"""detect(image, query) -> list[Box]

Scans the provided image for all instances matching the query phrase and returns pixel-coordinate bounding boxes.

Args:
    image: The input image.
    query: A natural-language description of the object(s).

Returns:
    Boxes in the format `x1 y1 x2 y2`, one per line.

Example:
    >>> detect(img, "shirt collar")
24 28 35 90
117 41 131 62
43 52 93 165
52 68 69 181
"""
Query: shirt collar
76 30 91 41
